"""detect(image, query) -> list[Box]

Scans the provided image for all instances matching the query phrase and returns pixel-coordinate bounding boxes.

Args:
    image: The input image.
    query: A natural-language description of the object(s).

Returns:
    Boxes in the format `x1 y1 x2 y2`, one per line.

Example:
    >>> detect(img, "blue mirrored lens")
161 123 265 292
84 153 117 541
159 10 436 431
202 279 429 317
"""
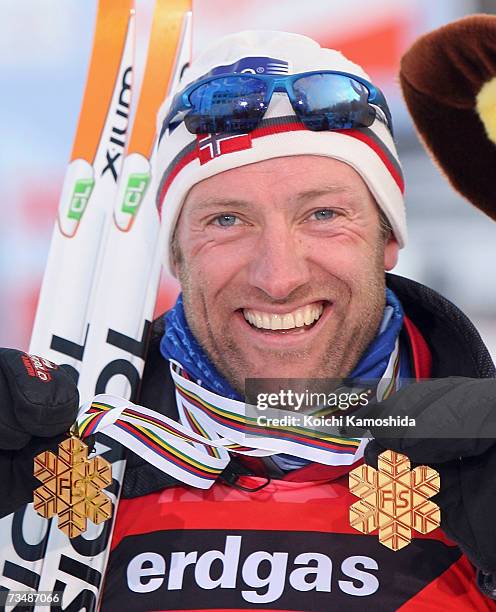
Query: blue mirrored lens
292 74 375 130
185 76 268 133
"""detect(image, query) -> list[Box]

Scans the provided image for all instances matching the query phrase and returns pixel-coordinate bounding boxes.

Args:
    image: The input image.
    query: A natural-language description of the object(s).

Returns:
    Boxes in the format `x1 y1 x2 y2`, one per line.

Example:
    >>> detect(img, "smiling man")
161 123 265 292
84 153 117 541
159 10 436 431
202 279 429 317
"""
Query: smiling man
104 31 494 609
1 29 495 612
102 30 494 610
155 31 409 406
173 155 398 390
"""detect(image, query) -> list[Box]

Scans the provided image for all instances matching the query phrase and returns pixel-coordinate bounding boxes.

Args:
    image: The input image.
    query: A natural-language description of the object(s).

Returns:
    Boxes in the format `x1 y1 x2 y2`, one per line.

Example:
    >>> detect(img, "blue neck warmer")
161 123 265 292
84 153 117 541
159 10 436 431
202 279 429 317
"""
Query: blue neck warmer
160 288 406 400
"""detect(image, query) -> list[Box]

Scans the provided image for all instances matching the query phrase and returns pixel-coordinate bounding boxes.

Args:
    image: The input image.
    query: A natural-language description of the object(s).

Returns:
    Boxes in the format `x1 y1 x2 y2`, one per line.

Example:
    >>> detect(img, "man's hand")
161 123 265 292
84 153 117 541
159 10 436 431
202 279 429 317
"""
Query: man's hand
362 378 496 589
0 348 79 517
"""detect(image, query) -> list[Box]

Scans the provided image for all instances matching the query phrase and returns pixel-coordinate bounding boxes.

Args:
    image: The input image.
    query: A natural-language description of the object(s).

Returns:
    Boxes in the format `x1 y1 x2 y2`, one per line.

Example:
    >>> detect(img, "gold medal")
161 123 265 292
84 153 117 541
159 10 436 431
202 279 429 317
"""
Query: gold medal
33 426 113 538
349 449 440 551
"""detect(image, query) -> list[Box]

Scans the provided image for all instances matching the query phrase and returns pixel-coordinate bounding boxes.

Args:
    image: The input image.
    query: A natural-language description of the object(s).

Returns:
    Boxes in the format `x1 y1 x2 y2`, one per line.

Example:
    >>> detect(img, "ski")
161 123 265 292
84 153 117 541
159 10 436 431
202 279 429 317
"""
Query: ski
69 2 191 607
0 0 135 609
0 1 192 609
77 0 192 403
29 0 135 385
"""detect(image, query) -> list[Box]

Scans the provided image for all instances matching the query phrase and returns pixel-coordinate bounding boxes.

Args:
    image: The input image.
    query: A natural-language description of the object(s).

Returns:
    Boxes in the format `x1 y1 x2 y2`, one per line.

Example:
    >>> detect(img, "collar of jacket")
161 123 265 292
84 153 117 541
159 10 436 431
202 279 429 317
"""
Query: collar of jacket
121 274 495 499
386 273 494 378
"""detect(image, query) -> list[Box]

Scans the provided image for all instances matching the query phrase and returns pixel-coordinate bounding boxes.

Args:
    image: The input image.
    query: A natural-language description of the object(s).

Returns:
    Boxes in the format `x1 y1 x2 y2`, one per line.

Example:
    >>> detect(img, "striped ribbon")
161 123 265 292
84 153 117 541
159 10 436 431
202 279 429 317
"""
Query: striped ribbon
77 339 401 489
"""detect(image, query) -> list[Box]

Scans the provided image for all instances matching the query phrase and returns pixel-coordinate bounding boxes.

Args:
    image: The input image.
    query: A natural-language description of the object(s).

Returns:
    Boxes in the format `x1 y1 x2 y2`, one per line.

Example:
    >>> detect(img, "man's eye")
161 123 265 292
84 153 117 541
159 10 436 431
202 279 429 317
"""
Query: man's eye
311 209 336 221
213 214 240 227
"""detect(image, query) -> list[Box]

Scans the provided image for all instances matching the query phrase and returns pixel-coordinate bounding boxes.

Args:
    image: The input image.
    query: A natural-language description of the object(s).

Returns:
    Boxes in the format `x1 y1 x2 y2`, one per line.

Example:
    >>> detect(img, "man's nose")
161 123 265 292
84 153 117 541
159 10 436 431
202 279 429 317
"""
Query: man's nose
248 225 310 300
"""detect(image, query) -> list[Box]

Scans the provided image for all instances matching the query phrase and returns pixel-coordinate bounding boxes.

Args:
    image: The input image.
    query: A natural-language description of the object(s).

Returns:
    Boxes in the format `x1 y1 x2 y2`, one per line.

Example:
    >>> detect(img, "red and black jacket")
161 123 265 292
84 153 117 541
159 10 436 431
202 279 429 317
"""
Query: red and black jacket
101 275 496 611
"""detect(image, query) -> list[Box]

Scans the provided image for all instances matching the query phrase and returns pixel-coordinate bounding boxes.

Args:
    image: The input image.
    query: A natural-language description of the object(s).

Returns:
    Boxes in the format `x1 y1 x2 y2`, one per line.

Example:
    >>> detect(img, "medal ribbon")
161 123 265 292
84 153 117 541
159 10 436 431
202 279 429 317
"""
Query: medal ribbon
76 340 401 489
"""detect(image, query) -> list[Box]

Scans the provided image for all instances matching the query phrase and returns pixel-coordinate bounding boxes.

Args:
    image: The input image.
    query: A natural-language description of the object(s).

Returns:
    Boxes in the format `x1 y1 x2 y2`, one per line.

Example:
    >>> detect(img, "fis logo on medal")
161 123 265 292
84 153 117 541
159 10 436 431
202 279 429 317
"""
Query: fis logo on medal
349 450 440 550
33 435 112 538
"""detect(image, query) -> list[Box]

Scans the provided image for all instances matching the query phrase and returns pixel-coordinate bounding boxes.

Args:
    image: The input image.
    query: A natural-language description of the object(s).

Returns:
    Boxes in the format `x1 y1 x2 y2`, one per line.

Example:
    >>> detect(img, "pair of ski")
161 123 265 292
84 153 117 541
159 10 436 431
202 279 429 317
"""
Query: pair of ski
0 1 191 609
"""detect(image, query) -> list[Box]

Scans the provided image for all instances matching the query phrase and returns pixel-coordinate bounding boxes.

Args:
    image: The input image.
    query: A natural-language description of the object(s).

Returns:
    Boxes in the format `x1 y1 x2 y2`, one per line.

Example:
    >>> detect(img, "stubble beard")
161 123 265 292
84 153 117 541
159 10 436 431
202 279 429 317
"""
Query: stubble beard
177 250 387 397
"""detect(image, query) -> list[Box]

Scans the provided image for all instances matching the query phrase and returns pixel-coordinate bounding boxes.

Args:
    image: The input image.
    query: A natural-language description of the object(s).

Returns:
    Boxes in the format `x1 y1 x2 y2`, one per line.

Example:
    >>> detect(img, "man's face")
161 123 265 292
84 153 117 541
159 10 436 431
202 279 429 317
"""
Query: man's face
174 155 399 393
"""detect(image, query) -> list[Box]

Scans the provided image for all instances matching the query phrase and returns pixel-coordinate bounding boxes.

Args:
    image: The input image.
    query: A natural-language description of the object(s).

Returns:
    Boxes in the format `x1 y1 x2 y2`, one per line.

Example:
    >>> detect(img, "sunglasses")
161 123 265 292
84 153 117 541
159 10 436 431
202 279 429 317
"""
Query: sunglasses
161 70 393 138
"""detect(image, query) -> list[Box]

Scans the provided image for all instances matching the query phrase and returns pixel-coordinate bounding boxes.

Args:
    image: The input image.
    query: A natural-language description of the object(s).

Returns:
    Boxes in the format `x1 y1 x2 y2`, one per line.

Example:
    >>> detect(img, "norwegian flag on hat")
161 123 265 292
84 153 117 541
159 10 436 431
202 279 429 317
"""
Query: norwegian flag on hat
195 56 287 164
197 132 252 164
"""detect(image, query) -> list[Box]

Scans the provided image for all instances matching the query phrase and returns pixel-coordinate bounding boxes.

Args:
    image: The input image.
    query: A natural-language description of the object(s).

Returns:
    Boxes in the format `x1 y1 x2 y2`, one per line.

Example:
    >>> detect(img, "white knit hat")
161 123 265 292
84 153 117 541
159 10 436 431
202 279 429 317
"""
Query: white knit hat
155 30 406 275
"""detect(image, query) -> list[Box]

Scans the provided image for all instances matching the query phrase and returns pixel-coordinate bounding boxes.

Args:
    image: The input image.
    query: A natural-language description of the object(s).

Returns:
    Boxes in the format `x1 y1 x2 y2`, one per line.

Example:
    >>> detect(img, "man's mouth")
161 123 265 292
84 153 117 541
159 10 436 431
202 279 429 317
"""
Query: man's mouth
242 302 325 332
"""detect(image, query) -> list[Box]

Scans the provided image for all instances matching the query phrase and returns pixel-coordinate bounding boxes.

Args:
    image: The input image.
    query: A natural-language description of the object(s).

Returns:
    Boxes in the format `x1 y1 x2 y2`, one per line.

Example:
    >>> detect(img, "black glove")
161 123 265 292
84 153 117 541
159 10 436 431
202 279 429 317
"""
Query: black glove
360 377 496 597
0 348 79 517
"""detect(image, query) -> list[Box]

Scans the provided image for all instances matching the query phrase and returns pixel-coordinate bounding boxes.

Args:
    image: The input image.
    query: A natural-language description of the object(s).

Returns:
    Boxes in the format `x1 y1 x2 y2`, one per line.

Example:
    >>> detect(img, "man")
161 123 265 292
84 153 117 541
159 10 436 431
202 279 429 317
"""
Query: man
1 30 496 610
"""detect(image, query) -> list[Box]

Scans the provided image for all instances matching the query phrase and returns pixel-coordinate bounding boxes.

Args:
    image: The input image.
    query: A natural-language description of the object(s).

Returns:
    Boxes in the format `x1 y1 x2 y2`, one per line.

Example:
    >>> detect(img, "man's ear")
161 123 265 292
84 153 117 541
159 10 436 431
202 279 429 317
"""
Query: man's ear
384 235 400 271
